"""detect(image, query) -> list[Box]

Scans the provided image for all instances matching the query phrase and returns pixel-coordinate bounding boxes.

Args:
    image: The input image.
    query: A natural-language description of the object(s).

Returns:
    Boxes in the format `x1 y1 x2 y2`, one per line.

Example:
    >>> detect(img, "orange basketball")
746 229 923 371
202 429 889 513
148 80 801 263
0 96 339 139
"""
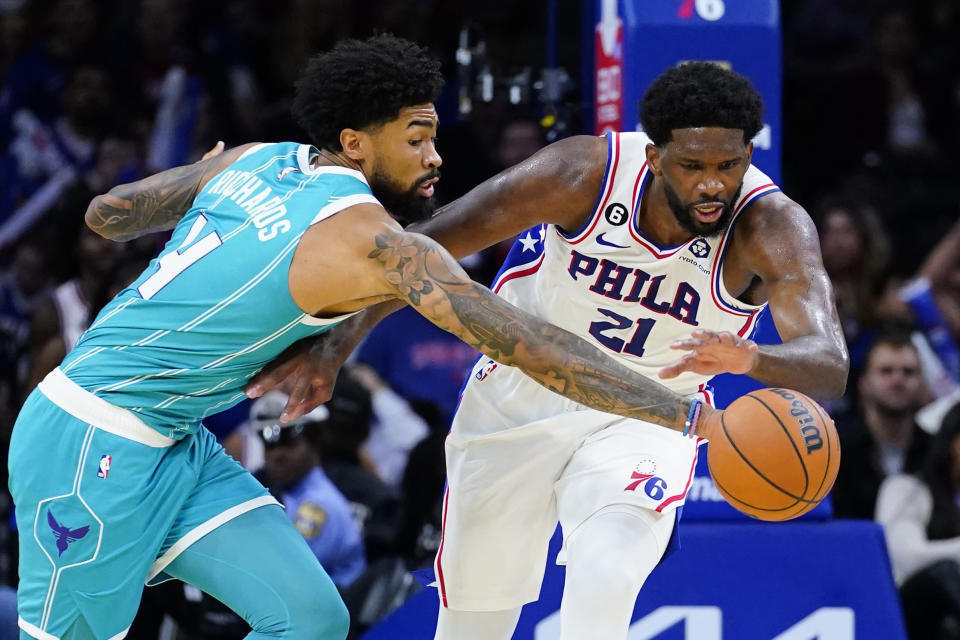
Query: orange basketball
707 388 841 521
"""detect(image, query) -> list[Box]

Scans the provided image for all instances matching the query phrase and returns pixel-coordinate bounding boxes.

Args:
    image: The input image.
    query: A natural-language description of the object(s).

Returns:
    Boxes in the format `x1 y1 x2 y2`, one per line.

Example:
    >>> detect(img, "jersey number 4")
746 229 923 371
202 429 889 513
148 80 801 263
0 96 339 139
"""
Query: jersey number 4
588 307 655 357
138 215 222 300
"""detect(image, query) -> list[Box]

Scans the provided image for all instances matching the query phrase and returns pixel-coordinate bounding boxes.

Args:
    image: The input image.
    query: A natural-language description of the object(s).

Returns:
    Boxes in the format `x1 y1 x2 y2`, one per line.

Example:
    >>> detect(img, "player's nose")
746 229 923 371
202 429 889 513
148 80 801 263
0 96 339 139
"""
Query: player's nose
425 142 442 169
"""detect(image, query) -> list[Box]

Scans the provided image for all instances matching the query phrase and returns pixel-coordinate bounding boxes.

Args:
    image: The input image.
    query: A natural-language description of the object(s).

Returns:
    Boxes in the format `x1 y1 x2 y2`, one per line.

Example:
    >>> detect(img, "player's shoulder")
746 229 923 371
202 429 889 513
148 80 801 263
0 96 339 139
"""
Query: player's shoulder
736 169 810 235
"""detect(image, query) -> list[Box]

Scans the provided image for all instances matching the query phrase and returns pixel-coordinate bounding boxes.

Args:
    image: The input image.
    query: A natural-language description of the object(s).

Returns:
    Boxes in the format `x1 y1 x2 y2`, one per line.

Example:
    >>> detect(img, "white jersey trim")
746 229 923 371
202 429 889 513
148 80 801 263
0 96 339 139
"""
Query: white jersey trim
559 132 619 243
310 193 381 225
300 310 359 326
19 617 60 640
38 369 176 447
145 495 281 583
238 142 273 161
296 145 369 184
707 180 781 325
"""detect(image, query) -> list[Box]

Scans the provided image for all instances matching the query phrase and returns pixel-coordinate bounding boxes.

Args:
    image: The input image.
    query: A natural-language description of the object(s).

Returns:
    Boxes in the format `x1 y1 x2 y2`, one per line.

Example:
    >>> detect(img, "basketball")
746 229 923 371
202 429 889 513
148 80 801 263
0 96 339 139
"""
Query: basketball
707 388 841 521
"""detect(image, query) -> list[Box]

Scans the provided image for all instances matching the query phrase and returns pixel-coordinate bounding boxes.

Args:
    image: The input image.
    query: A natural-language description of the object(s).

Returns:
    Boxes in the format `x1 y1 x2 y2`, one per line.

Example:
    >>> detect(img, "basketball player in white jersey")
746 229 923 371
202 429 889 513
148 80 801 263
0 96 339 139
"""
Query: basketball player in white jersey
248 62 849 640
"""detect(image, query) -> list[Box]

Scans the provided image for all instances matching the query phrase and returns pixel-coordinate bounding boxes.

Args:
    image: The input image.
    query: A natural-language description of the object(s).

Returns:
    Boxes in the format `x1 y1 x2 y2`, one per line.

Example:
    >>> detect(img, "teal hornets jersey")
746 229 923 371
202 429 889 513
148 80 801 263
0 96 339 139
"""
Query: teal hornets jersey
60 142 380 439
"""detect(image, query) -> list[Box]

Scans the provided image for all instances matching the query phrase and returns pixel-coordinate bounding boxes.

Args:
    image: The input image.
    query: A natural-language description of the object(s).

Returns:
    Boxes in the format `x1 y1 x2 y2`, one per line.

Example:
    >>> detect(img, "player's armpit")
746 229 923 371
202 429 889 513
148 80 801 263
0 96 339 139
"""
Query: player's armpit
366 227 715 435
85 142 258 242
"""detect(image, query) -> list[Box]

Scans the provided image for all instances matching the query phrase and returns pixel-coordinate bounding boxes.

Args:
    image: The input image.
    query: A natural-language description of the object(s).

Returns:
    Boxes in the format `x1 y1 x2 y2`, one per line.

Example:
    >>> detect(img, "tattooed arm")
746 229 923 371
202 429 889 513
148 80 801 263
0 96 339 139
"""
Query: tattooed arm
85 143 256 241
364 226 718 436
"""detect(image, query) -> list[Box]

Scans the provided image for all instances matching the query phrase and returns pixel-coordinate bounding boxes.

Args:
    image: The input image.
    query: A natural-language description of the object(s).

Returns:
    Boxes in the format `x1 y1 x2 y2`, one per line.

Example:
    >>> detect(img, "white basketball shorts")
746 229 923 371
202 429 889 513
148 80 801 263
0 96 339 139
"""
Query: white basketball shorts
433 358 705 611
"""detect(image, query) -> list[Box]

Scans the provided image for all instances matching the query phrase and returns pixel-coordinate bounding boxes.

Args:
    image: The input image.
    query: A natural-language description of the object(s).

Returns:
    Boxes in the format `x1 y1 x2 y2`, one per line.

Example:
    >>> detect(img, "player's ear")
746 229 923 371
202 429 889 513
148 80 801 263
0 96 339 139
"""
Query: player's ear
645 143 662 176
340 129 367 161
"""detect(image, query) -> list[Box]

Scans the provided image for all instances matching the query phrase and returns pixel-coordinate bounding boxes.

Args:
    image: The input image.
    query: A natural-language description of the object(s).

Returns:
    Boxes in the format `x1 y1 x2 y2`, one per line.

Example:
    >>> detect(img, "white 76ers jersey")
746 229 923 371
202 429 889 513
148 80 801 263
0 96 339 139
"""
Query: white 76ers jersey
491 131 780 396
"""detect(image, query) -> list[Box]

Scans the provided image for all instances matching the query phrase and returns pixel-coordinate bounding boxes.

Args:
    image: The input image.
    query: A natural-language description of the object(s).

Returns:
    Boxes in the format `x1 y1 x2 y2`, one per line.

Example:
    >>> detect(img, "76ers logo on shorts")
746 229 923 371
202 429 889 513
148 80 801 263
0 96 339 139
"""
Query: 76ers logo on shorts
97 455 112 479
624 459 668 500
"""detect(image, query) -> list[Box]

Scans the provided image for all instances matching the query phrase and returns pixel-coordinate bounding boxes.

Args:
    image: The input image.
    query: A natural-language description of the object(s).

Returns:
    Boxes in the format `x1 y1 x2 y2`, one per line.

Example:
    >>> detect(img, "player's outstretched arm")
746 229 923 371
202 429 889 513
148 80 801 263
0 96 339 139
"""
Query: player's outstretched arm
409 135 607 259
369 227 717 436
85 142 256 242
662 194 848 399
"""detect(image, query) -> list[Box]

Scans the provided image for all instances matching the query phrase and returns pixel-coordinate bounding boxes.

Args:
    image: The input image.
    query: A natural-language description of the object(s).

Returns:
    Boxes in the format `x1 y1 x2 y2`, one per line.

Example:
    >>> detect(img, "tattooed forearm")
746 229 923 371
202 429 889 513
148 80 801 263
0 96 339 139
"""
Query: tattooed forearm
369 231 694 432
85 162 206 241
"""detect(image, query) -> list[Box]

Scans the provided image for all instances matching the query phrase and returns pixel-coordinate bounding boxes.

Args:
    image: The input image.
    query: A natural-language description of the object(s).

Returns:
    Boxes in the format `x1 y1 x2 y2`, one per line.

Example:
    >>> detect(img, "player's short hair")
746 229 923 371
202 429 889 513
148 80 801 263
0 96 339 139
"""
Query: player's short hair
292 34 444 151
639 62 764 146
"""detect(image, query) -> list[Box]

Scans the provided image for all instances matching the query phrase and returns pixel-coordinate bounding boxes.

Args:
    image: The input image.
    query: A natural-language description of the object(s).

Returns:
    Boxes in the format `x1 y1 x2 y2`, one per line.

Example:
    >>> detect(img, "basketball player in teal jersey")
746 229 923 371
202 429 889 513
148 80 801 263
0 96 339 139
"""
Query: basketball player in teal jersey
8 35 727 640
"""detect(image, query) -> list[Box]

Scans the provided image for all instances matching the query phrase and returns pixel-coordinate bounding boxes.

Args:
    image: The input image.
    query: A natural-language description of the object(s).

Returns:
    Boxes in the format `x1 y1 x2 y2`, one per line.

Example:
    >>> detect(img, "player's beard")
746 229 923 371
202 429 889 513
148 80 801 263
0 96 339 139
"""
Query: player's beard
369 167 440 226
663 179 742 238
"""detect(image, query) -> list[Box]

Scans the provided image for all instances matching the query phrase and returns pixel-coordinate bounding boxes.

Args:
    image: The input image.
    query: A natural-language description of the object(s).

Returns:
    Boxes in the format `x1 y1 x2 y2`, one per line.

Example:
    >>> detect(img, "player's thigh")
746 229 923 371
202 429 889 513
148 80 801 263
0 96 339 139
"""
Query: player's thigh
163 504 349 639
145 426 278 585
439 414 608 611
554 419 701 563
9 392 192 640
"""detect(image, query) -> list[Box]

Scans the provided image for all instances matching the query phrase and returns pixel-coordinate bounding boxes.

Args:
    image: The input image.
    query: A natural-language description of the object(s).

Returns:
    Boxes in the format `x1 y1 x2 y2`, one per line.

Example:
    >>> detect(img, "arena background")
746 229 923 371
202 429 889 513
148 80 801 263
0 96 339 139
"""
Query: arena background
2 0 959 638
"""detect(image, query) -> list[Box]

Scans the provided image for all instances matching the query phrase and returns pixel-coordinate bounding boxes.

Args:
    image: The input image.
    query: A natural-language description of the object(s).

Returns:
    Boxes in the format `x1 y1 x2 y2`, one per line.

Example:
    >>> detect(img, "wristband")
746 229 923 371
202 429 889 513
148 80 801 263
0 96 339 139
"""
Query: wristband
683 398 702 438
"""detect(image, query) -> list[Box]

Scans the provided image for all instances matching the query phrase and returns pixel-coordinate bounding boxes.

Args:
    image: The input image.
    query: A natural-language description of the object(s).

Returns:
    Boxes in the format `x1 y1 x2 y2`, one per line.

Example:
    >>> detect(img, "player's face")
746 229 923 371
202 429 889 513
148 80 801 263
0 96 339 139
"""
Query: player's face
652 127 751 238
367 104 442 225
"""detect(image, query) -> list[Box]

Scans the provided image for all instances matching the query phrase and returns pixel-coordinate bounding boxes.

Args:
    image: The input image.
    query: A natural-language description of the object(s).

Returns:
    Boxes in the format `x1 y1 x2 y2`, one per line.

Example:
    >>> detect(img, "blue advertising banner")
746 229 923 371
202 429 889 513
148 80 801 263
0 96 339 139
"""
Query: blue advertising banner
363 521 907 639
595 0 782 182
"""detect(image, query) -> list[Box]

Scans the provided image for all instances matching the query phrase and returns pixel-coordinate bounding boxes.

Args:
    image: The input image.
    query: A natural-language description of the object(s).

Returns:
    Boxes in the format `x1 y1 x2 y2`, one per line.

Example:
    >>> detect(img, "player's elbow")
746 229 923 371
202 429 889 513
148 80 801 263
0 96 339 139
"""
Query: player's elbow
84 195 123 240
820 350 850 400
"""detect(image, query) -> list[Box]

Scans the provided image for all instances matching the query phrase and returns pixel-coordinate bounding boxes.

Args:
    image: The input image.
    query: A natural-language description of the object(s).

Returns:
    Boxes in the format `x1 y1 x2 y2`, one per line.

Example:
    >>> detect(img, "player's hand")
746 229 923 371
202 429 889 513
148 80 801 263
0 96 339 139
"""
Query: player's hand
659 330 759 379
201 140 225 161
244 336 344 422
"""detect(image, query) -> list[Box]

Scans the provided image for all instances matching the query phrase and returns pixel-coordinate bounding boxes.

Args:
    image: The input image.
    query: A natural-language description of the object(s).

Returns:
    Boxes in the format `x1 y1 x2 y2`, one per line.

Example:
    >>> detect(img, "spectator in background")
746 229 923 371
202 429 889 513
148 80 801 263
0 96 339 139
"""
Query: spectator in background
833 327 932 519
815 196 891 366
1 65 114 248
355 308 478 429
350 362 430 487
496 115 546 170
24 226 124 393
251 390 367 589
0 237 51 433
877 401 960 640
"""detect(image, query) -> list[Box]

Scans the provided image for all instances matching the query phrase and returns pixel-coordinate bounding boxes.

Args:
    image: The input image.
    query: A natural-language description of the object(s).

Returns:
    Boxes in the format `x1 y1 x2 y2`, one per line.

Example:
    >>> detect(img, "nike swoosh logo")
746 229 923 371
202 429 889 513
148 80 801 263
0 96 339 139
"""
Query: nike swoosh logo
596 232 630 249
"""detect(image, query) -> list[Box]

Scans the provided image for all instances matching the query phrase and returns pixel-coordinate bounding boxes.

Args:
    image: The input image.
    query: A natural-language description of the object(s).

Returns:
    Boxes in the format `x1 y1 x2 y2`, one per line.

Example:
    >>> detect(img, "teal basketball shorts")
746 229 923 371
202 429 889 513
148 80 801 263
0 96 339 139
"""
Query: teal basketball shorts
9 368 279 640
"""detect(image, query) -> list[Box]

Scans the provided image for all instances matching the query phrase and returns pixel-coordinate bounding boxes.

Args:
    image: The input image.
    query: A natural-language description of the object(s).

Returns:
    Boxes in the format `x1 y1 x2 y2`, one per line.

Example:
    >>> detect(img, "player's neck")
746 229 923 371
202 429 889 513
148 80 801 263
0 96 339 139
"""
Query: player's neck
314 148 363 173
637 176 694 247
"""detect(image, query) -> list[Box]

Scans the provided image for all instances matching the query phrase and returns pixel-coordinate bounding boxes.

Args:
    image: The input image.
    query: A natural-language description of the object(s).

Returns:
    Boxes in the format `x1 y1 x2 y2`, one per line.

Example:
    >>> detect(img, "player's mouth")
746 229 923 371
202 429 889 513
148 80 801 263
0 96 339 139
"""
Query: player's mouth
418 177 438 198
692 202 726 223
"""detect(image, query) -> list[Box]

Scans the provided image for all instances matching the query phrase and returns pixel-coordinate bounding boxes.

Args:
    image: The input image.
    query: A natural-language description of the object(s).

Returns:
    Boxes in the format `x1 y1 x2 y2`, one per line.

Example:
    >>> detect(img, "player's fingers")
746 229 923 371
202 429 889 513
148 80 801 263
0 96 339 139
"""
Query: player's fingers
244 359 298 398
279 377 314 422
658 354 695 378
201 140 225 161
669 339 701 350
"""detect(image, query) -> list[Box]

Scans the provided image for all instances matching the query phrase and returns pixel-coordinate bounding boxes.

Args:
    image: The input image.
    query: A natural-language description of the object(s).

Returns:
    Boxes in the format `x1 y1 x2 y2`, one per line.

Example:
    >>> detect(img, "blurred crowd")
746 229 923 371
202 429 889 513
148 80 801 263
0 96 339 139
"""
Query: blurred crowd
2 0 960 638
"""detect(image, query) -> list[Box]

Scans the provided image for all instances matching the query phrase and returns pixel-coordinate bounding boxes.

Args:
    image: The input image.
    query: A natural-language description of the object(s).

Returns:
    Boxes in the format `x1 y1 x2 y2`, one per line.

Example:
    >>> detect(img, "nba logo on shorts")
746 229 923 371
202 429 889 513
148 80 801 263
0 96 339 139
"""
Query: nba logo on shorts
97 455 112 479
476 360 498 381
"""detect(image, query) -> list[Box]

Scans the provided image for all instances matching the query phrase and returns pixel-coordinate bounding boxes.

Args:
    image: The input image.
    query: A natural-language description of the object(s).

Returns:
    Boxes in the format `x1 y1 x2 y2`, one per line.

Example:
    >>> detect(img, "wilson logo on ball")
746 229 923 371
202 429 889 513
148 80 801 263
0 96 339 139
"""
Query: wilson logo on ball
769 389 823 454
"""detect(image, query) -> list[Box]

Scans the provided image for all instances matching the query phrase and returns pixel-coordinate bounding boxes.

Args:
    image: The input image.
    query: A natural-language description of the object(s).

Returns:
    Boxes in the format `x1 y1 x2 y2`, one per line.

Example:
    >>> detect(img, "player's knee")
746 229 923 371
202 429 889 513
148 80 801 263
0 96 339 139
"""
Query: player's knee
253 569 350 639
285 576 350 639
566 508 663 589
